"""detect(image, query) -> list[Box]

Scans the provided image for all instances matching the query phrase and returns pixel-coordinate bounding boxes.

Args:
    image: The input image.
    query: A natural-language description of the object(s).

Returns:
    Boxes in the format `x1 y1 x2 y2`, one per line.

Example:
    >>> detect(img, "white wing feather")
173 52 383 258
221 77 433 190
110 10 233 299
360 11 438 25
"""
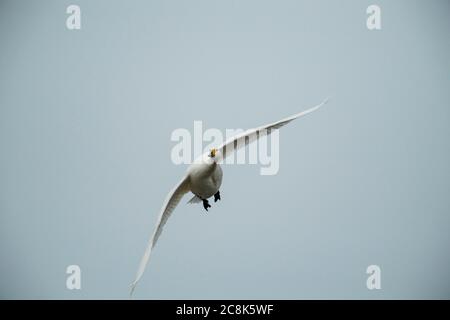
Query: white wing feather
215 99 328 162
130 176 190 296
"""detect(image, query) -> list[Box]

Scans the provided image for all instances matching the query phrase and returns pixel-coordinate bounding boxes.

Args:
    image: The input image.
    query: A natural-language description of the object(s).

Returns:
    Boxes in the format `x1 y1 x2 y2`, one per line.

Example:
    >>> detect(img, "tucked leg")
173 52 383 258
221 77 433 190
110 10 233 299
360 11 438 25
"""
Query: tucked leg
202 199 211 211
214 191 221 202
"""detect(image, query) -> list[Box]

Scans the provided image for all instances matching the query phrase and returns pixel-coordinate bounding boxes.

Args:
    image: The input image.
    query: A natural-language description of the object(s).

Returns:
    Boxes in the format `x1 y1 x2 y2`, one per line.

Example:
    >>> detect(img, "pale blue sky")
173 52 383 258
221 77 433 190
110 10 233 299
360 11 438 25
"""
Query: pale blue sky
1 0 449 299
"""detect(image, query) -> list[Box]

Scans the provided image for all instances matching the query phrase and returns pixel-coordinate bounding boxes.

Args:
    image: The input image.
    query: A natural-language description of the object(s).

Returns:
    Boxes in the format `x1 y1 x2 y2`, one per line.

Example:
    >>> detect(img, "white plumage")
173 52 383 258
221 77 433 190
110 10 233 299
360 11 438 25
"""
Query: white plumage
130 99 327 296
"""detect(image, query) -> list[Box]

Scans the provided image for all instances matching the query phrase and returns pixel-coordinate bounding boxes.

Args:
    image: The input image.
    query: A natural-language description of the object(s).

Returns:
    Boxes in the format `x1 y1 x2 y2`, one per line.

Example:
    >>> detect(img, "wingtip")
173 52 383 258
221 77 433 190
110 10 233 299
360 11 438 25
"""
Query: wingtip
320 97 330 107
129 282 137 298
303 98 329 114
310 97 330 112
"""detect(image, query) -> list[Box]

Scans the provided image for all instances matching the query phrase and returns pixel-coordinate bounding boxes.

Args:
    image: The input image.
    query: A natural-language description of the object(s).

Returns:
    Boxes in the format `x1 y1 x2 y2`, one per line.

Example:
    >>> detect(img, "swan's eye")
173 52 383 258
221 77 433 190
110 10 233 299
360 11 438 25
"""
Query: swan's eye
209 149 216 157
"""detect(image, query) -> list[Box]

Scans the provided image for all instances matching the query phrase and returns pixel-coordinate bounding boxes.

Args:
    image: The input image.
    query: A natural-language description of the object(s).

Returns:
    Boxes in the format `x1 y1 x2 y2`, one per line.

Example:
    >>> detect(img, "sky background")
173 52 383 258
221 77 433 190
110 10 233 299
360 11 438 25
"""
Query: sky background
1 0 449 299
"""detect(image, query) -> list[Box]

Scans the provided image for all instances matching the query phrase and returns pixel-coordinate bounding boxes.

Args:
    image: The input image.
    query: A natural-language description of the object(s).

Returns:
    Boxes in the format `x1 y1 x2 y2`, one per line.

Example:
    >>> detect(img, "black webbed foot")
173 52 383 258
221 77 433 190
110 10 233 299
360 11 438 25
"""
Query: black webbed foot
202 199 211 211
214 191 221 202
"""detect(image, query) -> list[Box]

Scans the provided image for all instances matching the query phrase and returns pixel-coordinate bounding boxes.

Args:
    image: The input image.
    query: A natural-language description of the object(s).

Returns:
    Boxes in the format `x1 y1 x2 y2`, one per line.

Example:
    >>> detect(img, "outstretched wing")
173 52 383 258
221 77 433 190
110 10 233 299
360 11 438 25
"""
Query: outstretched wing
130 176 190 296
215 99 327 162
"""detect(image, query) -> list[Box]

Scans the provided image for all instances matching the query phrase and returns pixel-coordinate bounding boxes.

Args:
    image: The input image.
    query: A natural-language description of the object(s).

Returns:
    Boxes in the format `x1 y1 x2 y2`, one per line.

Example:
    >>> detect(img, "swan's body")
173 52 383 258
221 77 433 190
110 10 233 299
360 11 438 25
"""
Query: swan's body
130 99 327 296
189 155 223 200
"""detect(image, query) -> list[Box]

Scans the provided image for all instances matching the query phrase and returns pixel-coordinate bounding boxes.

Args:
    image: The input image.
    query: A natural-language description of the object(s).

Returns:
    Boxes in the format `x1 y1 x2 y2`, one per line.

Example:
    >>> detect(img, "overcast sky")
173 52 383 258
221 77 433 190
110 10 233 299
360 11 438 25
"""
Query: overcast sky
1 0 449 299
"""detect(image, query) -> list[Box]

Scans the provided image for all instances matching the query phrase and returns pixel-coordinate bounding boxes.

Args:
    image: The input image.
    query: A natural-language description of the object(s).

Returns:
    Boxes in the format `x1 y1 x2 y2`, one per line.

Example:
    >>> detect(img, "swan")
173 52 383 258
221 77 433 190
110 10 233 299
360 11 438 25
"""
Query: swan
130 99 327 295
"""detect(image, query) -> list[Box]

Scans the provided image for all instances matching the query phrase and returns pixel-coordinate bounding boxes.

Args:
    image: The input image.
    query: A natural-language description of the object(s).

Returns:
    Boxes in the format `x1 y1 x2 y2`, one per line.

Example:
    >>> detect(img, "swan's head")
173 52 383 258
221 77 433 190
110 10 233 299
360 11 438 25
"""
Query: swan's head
208 148 217 158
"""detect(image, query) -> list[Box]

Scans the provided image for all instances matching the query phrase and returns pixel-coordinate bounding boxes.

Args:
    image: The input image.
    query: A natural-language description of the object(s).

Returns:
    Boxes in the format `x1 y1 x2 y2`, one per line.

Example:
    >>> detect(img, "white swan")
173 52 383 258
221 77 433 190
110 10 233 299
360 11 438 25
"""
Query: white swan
130 99 327 296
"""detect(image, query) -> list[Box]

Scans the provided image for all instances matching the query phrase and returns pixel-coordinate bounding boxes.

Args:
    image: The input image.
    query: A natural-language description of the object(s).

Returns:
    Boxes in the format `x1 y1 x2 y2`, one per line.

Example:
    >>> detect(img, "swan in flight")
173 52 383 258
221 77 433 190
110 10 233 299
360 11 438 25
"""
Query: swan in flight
130 99 327 295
